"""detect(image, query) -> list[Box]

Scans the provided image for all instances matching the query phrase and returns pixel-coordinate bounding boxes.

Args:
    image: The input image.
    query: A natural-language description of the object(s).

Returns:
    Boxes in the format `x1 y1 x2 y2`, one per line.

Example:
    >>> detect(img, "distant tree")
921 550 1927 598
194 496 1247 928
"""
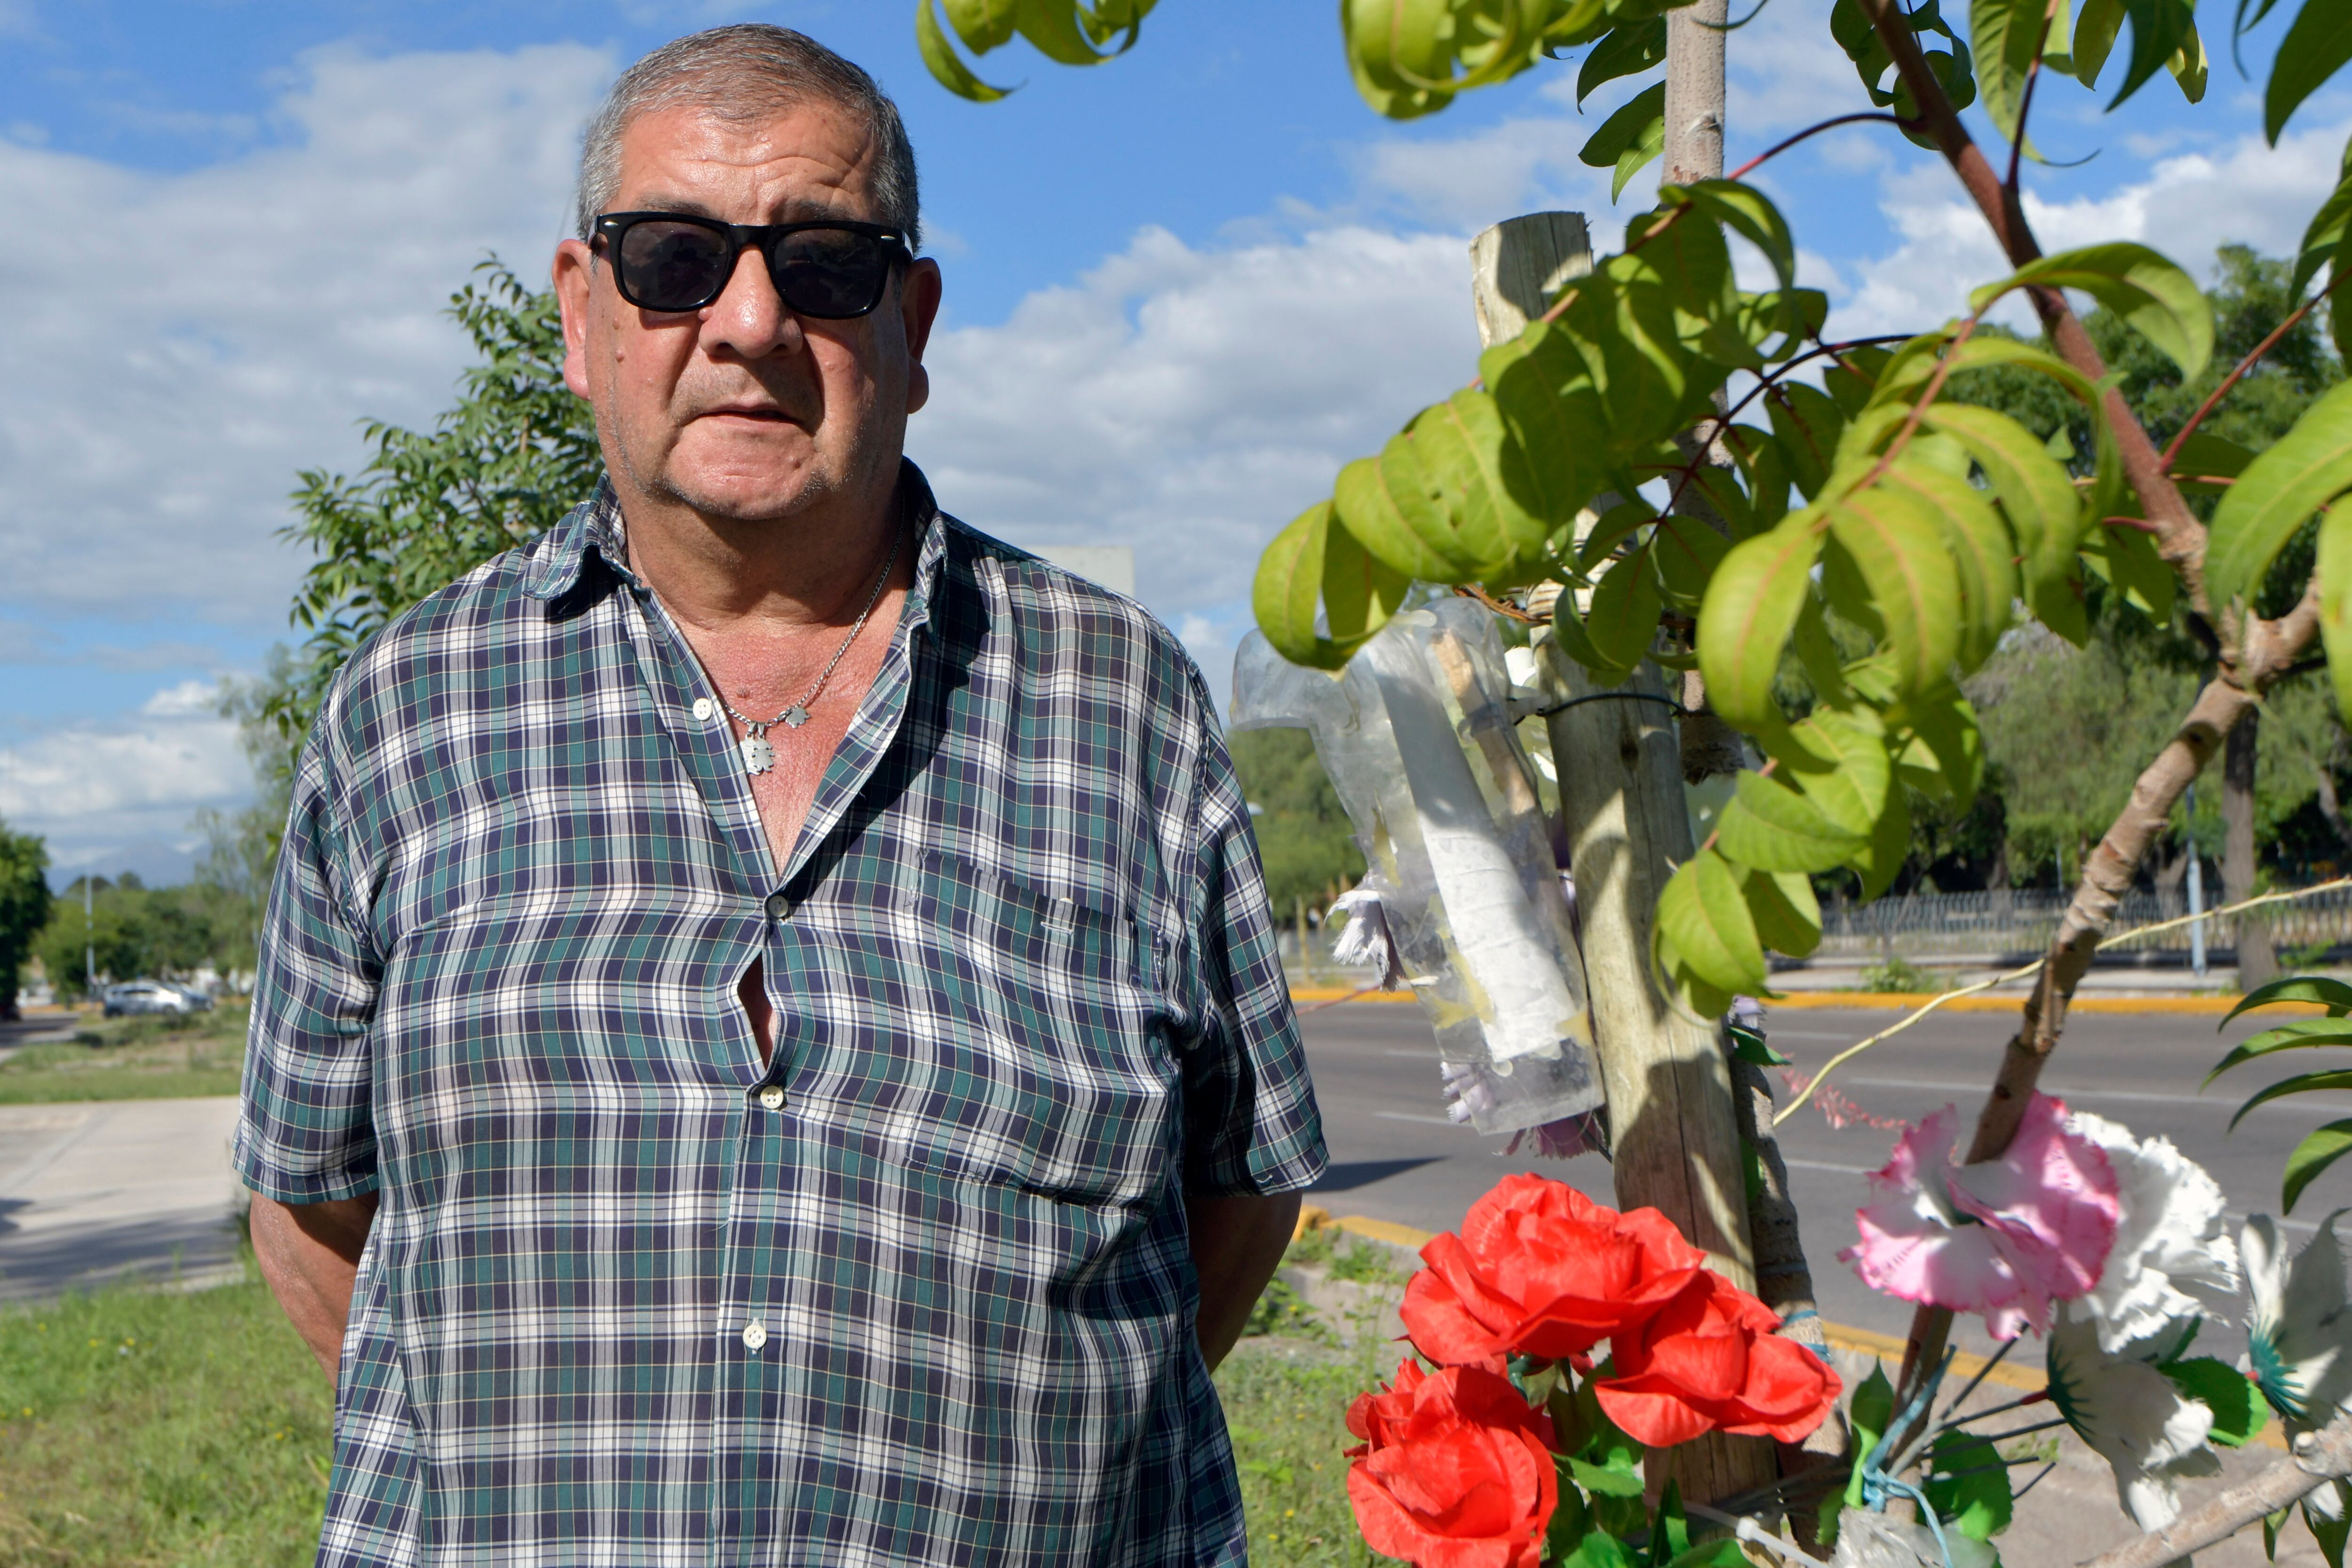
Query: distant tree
0 824 51 1019
1226 729 1365 919
269 261 601 775
34 875 254 999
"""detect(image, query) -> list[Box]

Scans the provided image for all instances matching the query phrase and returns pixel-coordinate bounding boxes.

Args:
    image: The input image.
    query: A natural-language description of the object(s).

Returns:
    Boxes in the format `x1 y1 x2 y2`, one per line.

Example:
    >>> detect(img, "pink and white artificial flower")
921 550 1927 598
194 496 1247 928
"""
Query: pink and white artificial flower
1842 1093 2120 1340
2066 1111 2239 1354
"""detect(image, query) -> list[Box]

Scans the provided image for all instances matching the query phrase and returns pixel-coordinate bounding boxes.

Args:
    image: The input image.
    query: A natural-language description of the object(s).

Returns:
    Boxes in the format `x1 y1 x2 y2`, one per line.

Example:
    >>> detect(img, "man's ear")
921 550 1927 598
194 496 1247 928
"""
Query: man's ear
898 257 943 417
551 239 596 401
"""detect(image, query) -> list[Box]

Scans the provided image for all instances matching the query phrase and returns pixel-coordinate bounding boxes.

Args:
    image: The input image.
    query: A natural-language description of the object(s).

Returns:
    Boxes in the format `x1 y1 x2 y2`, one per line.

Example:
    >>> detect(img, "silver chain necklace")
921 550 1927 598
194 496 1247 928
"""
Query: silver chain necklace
720 527 902 777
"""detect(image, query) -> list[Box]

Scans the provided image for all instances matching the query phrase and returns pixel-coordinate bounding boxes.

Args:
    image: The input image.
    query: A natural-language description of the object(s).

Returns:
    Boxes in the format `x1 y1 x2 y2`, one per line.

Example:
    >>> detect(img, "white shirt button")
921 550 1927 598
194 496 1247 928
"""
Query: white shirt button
741 1320 768 1351
691 698 715 722
758 1085 785 1111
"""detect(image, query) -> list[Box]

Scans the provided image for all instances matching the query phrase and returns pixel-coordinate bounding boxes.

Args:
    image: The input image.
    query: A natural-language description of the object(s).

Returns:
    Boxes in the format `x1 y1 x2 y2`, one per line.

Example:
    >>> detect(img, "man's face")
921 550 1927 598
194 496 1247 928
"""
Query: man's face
553 99 942 526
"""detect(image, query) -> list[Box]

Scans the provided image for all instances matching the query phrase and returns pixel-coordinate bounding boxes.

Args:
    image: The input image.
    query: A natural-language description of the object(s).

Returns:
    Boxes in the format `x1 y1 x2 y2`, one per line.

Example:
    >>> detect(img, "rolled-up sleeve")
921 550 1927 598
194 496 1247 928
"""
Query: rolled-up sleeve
1177 709 1327 1198
235 731 381 1204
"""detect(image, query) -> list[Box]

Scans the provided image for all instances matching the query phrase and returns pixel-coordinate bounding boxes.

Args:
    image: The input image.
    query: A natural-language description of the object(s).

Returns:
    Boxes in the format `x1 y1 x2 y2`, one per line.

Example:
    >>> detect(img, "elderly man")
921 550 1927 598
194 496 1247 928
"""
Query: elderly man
237 24 1323 1566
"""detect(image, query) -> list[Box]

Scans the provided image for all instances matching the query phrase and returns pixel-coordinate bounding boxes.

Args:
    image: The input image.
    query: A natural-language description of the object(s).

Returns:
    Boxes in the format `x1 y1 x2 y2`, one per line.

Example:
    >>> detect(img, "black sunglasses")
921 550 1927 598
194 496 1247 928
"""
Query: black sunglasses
592 211 912 318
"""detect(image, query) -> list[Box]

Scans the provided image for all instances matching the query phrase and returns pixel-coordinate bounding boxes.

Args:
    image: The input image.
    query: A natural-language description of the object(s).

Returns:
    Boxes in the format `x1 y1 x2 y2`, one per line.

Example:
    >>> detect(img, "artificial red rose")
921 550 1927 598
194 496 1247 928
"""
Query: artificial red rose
1593 1273 1842 1448
1345 1361 1558 1568
1400 1173 1707 1369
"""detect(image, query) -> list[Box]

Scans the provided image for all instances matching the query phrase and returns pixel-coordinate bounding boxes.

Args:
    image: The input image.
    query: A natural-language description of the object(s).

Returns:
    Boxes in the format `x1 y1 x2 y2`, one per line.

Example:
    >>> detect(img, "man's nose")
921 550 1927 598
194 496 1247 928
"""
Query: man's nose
702 244 804 359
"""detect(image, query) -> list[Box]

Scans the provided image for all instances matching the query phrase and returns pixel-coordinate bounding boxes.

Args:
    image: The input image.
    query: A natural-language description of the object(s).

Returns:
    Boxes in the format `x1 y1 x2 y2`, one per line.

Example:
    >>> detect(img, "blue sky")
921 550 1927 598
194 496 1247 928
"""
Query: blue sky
0 0 2339 882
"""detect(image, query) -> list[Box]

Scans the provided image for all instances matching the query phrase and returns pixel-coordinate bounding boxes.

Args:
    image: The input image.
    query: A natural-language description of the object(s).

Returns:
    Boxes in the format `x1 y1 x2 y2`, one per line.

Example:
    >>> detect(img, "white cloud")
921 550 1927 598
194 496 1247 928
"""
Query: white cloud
1829 114 2352 342
913 223 1485 629
0 684 247 867
0 41 613 631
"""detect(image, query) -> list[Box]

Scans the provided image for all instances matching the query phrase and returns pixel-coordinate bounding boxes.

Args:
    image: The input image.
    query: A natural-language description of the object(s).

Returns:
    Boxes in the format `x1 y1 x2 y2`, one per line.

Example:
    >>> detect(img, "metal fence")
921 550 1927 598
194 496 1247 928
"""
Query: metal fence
1814 883 2352 963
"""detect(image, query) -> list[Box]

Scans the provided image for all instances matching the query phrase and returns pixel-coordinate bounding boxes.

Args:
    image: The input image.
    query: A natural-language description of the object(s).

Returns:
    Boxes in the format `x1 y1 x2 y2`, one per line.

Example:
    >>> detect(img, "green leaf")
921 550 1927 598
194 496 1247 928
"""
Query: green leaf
1853 772 1914 900
1925 1428 2016 1539
2171 430 2261 496
1332 450 1462 582
2284 1122 2352 1213
1921 402 2085 640
1771 705 1894 834
1586 544 1664 668
2322 507 2352 726
1663 1540 1751 1568
1717 771 1867 872
1416 388 1544 564
2074 0 2125 84
2232 1070 2352 1130
1742 864 1825 957
1844 1364 1895 1512
2163 1356 2266 1446
1552 596 1634 678
1879 459 2020 671
2266 0 2352 143
1658 848 1768 997
2226 976 2352 1024
918 0 1016 100
1974 0 2058 157
1900 686 1987 810
1579 17 1665 103
1576 500 1661 572
943 0 1019 50
1972 243 2213 379
1252 500 1406 670
1696 513 1825 730
2084 522 2177 622
1568 1456 1648 1497
2104 0 2202 109
1826 482 1967 695
1483 323 1612 529
2208 381 2352 615
1580 82 1667 200
1015 0 1139 64
1729 1023 1791 1065
1766 383 1847 501
1557 1526 1637 1568
2292 136 2352 309
2310 1488 2352 1568
1653 514 1730 607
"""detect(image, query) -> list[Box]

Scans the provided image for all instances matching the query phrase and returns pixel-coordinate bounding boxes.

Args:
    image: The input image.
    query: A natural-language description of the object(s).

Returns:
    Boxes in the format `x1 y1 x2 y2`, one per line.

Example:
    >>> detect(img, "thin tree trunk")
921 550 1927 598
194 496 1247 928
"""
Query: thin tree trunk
2226 707 2279 988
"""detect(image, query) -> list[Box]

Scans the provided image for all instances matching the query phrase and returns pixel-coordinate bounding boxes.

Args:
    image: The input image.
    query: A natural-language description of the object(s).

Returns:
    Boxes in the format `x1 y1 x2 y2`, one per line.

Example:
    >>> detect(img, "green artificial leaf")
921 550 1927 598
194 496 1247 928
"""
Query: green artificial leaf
1557 1526 1637 1568
1844 1364 1896 1512
917 0 1016 100
1663 1540 1751 1568
2322 507 2352 726
2232 1070 2352 1131
1921 402 2085 640
2227 975 2352 1023
2163 1356 2266 1446
1658 848 1768 997
1717 770 1867 872
1696 513 1825 731
1766 383 1847 501
1972 243 2214 379
1924 1428 2017 1539
1579 17 1665 103
1580 83 1667 200
1825 482 1966 696
2284 1122 2352 1213
2207 1017 2352 1081
2311 1489 2352 1568
1649 1479 1691 1566
1586 546 1665 668
1568 1456 1649 1497
1728 1023 1791 1065
2266 0 2352 143
1742 864 1825 957
2208 381 2352 614
1545 1472 1593 1565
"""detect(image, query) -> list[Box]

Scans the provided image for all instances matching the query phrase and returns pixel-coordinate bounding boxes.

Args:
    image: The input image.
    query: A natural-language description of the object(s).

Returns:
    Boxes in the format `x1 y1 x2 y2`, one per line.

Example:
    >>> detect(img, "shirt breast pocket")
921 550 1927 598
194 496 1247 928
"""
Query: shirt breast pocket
907 851 1175 1209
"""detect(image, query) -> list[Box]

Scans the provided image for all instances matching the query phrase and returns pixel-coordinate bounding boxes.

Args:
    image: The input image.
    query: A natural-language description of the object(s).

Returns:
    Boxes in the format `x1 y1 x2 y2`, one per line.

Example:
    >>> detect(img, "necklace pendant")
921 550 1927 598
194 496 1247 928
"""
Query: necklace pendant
740 733 776 775
780 704 811 730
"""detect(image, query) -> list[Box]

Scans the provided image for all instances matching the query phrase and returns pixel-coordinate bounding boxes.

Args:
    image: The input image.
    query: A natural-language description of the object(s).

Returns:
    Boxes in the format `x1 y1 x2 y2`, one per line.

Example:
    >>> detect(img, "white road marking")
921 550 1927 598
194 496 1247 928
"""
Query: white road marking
1373 1111 1461 1127
1782 1158 1872 1176
1828 1075 2352 1114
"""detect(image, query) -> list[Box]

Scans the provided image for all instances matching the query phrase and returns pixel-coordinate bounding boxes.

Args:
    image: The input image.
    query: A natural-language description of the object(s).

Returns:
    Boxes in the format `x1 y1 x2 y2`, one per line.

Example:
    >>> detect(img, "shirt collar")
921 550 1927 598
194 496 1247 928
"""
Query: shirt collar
522 462 949 632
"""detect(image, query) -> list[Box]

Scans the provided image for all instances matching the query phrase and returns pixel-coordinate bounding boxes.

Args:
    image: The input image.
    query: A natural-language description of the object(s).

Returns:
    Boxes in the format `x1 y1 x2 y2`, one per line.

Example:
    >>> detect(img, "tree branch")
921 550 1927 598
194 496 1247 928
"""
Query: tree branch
2082 1412 2352 1568
1853 0 2212 625
2159 287 2328 471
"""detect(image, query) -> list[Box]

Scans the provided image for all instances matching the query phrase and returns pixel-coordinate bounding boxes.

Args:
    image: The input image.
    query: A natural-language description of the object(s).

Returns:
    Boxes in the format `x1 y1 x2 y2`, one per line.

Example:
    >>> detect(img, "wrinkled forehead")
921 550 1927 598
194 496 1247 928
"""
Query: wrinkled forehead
611 98 883 223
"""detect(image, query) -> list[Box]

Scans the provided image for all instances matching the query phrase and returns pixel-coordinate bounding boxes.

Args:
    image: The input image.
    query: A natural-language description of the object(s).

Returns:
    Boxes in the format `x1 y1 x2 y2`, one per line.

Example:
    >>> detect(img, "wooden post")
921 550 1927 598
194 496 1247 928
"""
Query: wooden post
1471 214 1773 1510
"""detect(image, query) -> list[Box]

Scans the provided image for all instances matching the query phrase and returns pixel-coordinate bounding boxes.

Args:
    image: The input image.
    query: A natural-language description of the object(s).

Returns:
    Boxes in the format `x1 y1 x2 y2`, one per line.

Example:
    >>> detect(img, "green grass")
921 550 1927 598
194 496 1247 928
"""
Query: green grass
0 1259 1383 1566
0 1264 333 1567
0 1007 246 1104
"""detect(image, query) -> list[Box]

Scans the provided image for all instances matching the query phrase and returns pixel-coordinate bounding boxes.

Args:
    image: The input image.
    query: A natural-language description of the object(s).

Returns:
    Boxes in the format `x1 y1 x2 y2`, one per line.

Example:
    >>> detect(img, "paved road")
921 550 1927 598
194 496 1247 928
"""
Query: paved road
1297 998 2348 1364
0 1097 245 1302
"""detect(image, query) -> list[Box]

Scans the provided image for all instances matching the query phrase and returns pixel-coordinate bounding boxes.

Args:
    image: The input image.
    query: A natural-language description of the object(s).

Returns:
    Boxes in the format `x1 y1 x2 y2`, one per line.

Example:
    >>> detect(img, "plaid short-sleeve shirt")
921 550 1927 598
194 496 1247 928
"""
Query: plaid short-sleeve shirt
236 464 1325 1568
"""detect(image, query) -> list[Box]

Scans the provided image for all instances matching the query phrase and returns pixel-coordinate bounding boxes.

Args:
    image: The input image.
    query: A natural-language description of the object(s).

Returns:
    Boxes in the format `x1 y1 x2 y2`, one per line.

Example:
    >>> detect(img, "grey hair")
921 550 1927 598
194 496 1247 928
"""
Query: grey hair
574 24 920 251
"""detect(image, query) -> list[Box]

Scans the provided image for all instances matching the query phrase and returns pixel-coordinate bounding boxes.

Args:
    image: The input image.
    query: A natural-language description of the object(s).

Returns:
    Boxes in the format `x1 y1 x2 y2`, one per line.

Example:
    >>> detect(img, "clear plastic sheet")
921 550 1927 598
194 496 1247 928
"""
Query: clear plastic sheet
1232 608 1604 1135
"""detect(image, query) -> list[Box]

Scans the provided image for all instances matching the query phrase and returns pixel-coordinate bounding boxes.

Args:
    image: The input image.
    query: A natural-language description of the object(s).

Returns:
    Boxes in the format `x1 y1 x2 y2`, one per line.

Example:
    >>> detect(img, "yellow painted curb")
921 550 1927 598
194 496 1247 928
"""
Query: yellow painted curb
1317 1214 2286 1449
1770 990 2314 1017
1289 987 1417 1004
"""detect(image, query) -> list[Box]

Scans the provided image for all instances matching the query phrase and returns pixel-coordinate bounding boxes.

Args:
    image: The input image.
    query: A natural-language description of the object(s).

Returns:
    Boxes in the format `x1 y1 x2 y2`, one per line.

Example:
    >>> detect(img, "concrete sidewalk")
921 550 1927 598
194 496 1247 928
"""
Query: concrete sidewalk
0 1097 245 1303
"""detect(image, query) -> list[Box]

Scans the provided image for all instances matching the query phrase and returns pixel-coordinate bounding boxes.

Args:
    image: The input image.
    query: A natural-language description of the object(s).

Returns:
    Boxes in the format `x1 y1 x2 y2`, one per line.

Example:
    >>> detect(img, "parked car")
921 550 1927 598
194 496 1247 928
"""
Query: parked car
100 980 208 1018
